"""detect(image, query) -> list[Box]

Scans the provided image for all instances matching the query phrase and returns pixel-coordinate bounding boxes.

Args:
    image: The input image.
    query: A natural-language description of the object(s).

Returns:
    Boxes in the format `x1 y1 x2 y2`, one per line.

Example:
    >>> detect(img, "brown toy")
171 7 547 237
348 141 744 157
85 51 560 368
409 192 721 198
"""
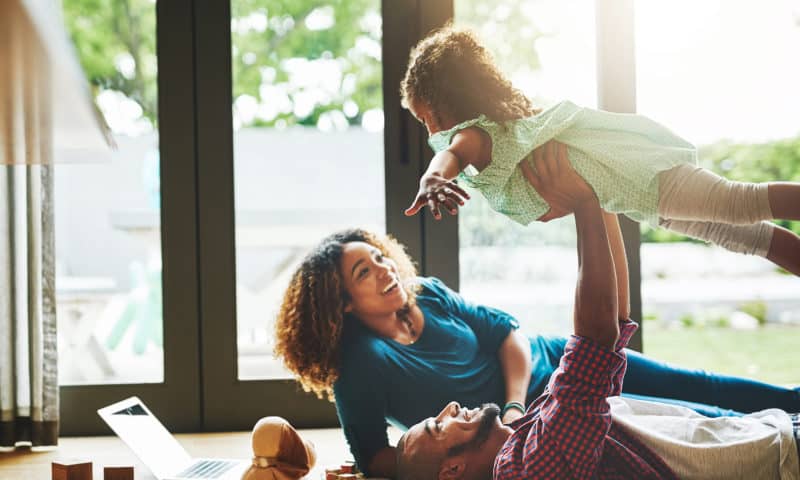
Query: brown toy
52 460 92 480
104 465 134 480
324 462 365 480
241 416 317 480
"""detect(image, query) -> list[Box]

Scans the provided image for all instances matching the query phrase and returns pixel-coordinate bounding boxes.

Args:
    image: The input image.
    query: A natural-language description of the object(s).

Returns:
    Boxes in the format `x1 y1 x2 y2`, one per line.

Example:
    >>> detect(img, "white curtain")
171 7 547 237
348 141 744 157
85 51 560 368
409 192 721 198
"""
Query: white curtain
1 0 113 166
0 0 112 450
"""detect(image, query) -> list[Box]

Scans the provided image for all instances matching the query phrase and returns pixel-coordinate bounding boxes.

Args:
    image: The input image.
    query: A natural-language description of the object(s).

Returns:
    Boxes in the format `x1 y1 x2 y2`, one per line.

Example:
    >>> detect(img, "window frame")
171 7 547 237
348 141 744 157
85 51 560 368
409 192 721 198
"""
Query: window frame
60 0 642 435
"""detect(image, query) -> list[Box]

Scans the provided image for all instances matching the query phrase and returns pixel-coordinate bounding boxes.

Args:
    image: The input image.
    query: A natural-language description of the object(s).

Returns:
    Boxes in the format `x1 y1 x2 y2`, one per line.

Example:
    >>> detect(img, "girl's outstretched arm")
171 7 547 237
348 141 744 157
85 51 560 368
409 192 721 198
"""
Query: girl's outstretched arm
404 149 469 219
602 210 631 320
404 127 489 218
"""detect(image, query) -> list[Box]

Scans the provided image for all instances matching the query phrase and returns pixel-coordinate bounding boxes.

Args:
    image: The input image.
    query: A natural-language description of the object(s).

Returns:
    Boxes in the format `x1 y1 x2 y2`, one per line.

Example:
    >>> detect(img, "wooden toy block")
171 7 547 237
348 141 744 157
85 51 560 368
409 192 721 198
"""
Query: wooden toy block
104 466 134 480
52 460 92 480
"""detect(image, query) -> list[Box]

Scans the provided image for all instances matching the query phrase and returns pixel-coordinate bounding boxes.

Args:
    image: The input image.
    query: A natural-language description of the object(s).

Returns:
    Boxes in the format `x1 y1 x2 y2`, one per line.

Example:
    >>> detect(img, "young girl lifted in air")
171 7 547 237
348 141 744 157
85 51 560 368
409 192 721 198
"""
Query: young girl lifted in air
402 25 800 276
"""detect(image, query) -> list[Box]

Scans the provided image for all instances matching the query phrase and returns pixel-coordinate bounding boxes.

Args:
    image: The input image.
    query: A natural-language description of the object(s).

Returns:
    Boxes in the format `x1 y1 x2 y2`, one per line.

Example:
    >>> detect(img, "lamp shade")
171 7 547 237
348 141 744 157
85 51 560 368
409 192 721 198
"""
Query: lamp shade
0 0 114 165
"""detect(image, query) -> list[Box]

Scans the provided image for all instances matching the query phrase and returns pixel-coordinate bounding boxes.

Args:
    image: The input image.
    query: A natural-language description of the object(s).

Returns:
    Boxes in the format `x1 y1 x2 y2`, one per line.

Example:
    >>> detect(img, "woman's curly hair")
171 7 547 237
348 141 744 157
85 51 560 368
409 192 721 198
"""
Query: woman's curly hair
274 228 420 401
401 24 539 125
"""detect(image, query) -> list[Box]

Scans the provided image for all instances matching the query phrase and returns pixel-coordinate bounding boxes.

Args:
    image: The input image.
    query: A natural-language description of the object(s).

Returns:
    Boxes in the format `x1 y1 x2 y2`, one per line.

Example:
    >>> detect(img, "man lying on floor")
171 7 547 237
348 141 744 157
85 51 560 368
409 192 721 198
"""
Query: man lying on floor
395 156 800 479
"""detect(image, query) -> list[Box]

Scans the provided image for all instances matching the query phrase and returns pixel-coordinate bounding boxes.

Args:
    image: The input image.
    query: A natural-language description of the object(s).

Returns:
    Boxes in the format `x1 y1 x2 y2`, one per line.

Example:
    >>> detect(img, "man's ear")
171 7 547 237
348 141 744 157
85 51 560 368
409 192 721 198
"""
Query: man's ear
343 301 353 313
438 457 466 480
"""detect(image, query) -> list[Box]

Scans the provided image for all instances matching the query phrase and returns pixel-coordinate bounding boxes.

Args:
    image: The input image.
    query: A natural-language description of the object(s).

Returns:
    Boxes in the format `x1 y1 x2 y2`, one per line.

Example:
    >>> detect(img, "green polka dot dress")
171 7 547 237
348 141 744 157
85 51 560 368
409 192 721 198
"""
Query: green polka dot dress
427 100 697 225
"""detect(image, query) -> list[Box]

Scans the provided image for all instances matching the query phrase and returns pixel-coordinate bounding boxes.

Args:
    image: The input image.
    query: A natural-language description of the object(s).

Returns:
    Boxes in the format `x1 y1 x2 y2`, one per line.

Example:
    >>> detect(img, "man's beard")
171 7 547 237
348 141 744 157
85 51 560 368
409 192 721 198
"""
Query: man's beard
446 403 502 457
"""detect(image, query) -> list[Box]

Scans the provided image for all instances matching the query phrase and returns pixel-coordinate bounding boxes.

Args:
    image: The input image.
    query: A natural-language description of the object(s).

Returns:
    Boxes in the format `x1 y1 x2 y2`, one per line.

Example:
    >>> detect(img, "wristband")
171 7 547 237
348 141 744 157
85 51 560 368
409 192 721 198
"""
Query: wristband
502 401 525 416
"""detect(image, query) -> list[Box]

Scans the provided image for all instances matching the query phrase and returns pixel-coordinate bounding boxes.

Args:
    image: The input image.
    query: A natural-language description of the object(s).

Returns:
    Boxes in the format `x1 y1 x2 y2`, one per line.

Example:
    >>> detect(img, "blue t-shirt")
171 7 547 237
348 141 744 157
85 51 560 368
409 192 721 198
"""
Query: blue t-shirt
333 276 523 471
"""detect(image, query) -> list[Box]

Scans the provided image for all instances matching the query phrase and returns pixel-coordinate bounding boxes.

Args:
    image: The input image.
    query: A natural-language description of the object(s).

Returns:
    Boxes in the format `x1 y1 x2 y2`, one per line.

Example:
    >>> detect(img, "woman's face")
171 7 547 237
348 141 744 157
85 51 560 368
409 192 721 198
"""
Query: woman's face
339 241 408 319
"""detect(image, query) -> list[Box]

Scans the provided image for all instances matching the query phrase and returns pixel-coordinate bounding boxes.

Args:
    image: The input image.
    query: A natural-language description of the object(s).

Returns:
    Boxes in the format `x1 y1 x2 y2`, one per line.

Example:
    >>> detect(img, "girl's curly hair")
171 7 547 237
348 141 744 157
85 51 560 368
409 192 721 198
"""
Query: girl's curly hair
274 228 420 401
401 24 539 125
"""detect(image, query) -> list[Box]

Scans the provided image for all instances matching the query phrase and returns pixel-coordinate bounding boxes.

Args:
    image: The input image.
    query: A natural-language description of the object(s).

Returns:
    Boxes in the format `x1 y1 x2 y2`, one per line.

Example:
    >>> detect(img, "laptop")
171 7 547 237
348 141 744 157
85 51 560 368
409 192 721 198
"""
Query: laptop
98 396 250 480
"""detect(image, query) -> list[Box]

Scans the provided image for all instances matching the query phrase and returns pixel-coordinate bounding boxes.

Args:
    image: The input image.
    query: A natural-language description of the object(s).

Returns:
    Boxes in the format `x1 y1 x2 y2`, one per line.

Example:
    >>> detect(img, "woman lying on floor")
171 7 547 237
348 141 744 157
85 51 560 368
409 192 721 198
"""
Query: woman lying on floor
274 227 800 478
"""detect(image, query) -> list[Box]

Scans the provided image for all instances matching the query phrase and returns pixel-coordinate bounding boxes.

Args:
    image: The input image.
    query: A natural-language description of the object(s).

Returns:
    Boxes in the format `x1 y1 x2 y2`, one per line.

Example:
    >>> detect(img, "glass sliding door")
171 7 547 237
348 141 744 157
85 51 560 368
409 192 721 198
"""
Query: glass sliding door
58 0 202 434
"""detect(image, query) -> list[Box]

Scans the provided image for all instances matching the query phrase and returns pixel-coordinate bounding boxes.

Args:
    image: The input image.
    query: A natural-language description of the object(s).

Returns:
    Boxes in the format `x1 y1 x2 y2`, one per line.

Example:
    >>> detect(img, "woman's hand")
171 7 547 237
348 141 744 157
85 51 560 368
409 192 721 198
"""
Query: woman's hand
502 408 525 425
520 141 597 222
404 173 470 220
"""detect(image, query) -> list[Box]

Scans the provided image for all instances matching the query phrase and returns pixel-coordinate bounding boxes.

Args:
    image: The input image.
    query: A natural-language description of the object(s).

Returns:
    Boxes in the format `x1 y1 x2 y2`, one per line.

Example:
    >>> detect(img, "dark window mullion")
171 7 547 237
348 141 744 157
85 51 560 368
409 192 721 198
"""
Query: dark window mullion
415 0 460 288
192 0 240 431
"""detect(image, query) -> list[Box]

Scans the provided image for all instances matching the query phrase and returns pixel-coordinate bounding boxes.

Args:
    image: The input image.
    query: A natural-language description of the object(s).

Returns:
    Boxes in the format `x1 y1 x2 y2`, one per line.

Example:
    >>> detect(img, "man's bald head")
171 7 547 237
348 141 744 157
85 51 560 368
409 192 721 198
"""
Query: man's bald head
396 432 444 480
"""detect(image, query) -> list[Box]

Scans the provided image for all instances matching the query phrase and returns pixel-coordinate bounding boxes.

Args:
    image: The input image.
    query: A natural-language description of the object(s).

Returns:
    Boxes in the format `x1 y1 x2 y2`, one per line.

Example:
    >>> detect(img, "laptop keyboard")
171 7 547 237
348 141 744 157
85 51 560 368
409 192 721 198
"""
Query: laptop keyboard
176 459 239 479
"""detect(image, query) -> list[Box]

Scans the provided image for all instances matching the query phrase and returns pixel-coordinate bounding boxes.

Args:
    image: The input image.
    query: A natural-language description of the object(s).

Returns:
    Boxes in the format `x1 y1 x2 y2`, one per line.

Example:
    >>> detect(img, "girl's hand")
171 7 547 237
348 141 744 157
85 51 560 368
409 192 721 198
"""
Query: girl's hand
521 141 597 222
404 173 470 219
502 408 524 425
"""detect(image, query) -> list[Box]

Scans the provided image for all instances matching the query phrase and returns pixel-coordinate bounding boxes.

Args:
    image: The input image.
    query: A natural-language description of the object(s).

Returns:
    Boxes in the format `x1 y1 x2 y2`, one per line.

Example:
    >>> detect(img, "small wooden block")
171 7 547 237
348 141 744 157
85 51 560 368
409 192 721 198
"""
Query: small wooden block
52 460 92 480
104 466 134 480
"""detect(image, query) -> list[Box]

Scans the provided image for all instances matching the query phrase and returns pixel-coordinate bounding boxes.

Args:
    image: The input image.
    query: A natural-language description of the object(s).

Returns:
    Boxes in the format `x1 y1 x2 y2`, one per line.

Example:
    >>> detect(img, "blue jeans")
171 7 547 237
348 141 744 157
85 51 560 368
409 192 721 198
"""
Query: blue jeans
527 335 800 418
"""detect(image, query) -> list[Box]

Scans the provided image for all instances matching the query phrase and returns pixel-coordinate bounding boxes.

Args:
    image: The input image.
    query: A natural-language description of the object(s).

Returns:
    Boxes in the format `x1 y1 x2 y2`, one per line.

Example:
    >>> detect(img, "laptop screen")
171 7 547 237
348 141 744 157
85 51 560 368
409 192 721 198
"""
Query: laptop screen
98 397 192 479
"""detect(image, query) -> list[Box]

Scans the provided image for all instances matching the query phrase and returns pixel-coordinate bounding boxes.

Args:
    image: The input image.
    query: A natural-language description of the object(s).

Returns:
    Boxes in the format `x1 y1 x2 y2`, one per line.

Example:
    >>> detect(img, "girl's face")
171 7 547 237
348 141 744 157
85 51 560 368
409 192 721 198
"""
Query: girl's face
409 99 451 135
339 241 408 320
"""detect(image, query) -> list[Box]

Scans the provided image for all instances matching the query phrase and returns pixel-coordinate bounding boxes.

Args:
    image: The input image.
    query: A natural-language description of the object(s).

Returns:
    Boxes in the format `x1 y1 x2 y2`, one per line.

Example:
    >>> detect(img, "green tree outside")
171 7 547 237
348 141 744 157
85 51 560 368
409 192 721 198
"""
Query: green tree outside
64 0 381 129
64 0 158 124
64 0 799 245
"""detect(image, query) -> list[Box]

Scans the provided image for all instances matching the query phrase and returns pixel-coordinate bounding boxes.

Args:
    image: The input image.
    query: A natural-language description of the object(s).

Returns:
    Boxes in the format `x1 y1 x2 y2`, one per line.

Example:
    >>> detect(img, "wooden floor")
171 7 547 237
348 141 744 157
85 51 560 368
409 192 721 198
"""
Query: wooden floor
0 428 385 480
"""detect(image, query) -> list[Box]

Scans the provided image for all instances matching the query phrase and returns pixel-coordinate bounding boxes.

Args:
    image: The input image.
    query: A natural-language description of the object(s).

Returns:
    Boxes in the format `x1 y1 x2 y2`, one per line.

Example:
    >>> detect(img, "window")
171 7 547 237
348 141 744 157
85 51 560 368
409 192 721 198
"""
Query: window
229 0 386 381
57 0 163 386
636 0 800 384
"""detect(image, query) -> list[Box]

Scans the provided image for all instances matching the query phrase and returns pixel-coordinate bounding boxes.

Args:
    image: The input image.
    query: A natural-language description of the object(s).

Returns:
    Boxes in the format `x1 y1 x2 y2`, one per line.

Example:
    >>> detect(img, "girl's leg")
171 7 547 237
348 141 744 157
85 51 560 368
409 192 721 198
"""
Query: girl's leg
658 218 774 257
660 218 800 275
768 182 800 220
658 164 773 224
767 224 800 276
621 347 800 413
657 165 800 274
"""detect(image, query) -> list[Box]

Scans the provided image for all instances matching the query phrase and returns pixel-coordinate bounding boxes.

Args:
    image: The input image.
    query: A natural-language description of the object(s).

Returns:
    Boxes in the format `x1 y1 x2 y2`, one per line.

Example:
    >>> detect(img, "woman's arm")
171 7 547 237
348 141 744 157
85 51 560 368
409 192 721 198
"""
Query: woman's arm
498 329 533 423
334 344 393 477
602 211 630 320
366 447 397 478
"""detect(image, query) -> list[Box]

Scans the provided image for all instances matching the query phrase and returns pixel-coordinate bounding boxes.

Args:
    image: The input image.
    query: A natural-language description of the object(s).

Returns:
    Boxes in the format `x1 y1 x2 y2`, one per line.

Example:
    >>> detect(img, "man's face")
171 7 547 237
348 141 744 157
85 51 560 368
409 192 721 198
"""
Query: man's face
401 402 512 480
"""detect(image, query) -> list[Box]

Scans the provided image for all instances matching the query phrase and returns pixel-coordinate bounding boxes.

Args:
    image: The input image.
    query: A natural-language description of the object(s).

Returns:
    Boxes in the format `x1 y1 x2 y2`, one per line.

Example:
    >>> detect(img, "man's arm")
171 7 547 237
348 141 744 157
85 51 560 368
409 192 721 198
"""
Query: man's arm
523 141 619 348
519 143 628 479
573 201 618 349
603 211 630 320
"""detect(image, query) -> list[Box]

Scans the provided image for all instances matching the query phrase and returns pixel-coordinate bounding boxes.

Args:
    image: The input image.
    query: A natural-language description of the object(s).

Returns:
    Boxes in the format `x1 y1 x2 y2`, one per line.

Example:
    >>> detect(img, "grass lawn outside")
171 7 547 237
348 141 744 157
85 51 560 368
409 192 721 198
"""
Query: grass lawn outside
642 324 800 386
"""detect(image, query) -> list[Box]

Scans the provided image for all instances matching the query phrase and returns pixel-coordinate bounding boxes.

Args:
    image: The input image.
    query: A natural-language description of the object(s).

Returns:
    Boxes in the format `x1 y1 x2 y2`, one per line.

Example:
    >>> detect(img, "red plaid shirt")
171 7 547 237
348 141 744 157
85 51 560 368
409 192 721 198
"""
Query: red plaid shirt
494 320 678 479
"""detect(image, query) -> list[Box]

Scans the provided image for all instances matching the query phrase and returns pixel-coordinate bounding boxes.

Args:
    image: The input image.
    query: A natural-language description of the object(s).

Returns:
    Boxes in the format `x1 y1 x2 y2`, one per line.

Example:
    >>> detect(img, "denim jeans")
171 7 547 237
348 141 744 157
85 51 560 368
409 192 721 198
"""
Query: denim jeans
528 335 800 417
